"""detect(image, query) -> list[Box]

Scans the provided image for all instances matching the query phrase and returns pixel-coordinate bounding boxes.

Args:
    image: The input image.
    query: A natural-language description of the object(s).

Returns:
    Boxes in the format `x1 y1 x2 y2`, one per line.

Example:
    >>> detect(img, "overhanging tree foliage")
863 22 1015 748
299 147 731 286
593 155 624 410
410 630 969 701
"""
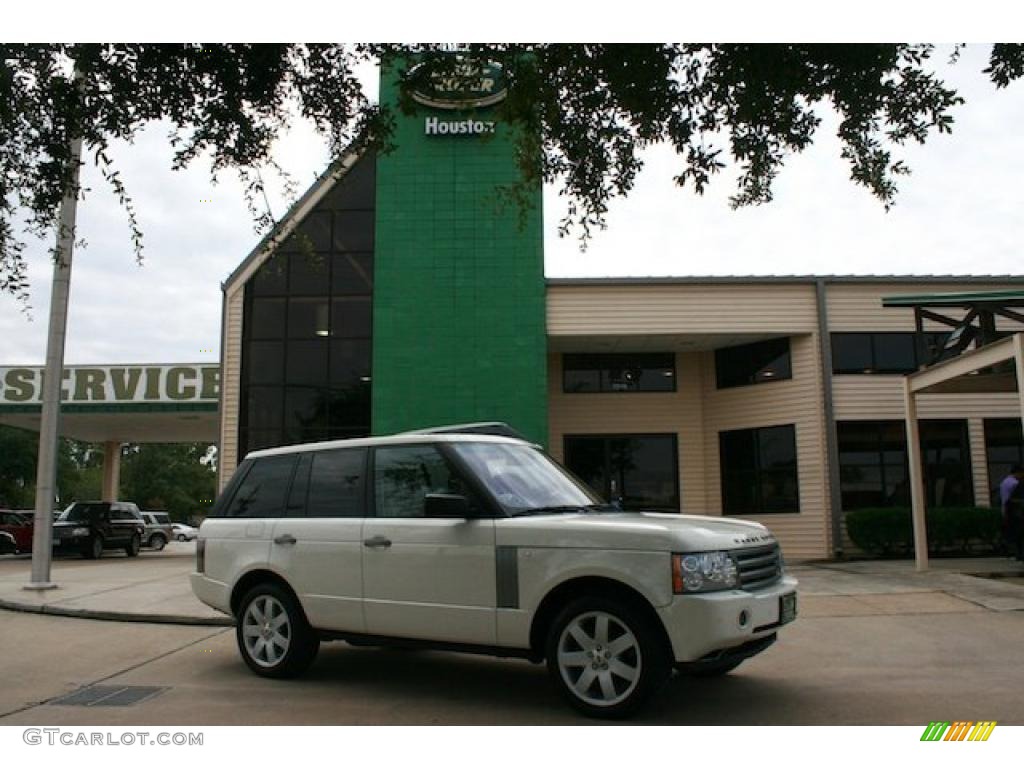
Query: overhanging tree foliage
2 43 1022 297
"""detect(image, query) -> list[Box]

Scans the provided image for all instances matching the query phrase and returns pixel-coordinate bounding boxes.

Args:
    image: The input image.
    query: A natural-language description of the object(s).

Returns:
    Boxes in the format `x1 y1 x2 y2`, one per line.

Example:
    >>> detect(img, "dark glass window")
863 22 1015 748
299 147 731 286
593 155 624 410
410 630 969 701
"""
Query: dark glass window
832 332 951 374
985 419 1024 506
239 152 375 457
332 297 372 338
246 341 284 385
720 425 799 515
285 340 329 386
564 435 679 511
306 448 367 518
288 252 331 295
715 338 792 389
562 353 676 393
332 253 373 294
283 387 329 441
837 420 974 511
288 298 331 339
251 255 288 296
921 420 974 507
333 211 375 251
246 386 283 432
373 445 460 518
249 298 286 339
282 210 332 253
837 421 909 510
224 455 297 518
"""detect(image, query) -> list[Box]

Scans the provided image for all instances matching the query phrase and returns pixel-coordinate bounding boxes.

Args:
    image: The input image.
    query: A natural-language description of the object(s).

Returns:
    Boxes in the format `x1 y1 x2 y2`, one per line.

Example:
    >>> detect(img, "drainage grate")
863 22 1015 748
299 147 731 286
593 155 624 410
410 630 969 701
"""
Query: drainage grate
50 685 169 707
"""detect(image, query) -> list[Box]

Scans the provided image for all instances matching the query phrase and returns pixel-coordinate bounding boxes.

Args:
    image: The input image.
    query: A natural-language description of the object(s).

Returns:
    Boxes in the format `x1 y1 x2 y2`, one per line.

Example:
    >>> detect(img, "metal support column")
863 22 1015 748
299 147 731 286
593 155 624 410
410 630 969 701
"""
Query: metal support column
101 442 122 502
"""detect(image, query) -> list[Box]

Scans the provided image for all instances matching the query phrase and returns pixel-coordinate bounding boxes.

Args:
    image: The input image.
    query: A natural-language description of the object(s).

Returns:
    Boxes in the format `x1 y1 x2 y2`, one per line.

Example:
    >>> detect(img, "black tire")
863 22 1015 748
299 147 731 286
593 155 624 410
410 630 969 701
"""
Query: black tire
177 534 187 542
545 595 670 719
680 658 744 677
125 533 141 557
83 535 104 560
236 582 319 679
149 534 166 551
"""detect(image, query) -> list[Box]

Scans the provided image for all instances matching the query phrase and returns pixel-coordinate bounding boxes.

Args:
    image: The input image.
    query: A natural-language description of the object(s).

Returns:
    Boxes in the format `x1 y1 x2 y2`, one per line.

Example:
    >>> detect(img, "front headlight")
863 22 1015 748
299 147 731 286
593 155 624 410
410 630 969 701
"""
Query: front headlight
71 527 90 537
672 551 739 593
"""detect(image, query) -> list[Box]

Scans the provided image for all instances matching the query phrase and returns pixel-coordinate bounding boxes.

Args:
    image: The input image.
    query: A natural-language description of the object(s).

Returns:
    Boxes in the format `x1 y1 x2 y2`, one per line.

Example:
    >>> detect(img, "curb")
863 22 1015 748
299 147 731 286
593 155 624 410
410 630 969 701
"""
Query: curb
0 598 234 627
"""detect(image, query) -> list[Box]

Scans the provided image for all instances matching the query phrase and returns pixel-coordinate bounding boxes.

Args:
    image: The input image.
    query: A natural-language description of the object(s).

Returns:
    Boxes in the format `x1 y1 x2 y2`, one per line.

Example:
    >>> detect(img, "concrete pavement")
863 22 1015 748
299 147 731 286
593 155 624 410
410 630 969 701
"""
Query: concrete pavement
1 547 1022 625
0 544 230 625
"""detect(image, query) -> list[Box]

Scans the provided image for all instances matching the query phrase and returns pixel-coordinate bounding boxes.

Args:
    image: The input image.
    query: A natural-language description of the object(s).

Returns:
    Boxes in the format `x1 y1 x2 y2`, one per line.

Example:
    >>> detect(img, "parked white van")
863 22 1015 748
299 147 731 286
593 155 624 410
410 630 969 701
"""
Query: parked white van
191 430 797 717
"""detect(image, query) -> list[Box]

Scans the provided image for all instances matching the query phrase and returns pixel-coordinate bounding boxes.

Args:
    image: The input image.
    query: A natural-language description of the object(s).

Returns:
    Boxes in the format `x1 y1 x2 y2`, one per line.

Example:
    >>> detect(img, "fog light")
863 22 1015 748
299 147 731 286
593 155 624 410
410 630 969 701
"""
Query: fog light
738 609 750 628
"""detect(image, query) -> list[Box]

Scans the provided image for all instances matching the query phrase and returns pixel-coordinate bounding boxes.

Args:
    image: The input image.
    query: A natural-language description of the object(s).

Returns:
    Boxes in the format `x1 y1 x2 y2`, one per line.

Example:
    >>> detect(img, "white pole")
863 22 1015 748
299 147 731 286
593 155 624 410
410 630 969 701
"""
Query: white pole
903 377 929 572
25 130 84 590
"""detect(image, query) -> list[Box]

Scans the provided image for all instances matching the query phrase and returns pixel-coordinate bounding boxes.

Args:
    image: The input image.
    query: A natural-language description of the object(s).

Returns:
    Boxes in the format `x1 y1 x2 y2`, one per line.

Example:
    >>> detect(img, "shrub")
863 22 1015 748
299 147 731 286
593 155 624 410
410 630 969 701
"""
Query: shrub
845 506 1003 556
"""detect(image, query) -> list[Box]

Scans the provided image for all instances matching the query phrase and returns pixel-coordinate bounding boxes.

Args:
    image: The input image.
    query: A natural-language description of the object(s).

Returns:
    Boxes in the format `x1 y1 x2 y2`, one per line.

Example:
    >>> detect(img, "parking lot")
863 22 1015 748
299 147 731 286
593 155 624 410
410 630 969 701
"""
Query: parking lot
1 549 1023 725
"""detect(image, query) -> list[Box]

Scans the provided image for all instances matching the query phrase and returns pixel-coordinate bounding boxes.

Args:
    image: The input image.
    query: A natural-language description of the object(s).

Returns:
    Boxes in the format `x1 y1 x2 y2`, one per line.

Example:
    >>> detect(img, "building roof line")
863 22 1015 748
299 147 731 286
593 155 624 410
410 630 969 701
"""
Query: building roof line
545 275 1024 286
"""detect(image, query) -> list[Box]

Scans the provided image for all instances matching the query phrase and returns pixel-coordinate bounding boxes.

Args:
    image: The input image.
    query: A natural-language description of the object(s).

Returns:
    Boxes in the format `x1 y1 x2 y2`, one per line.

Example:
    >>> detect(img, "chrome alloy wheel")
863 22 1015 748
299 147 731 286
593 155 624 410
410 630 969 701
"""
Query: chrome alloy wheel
241 595 291 668
557 610 642 708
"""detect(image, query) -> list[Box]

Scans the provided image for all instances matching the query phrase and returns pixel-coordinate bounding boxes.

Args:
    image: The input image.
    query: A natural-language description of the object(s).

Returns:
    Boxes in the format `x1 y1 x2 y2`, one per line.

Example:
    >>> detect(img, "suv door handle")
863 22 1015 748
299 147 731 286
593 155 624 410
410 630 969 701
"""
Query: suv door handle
363 535 392 549
273 534 297 546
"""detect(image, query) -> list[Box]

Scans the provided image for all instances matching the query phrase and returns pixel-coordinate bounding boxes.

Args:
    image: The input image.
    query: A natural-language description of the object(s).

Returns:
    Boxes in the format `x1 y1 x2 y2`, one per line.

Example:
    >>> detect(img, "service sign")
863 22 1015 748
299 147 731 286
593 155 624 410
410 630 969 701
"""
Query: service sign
0 365 220 405
408 58 508 110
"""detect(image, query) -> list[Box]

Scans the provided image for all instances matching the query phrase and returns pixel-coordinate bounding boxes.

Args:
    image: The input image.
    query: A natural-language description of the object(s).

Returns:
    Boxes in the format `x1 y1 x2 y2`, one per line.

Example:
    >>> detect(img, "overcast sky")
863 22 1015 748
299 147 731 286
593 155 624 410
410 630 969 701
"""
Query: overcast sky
1 44 1022 366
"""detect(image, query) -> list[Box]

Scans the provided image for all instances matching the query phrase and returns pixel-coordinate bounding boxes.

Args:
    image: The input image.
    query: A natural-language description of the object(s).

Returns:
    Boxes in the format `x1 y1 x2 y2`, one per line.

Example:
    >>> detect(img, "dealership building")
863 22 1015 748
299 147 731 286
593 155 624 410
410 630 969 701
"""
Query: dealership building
3 62 1021 562
203 62 1024 562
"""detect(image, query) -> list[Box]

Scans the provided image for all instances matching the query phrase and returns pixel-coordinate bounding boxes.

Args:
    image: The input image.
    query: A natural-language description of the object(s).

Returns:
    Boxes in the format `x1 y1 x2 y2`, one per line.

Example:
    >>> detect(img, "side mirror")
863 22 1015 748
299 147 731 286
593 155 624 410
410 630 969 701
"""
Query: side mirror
424 493 470 519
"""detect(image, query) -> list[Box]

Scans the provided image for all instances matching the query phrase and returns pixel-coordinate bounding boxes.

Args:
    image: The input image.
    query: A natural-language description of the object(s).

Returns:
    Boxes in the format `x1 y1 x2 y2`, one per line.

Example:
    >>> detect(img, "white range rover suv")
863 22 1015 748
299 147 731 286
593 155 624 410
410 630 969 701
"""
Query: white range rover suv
191 431 797 718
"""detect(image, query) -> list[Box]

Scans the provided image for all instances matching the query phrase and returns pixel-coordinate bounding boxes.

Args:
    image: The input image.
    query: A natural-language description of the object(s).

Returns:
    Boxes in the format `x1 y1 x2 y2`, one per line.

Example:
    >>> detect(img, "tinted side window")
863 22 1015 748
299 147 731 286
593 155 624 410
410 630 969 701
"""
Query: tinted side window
224 455 298 518
374 445 462 519
306 448 367 518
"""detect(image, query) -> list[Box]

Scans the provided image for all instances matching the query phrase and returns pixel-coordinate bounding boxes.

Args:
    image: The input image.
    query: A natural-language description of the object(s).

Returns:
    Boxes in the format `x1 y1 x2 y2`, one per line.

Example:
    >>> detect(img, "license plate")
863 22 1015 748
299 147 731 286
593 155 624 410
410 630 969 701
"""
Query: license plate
779 592 797 624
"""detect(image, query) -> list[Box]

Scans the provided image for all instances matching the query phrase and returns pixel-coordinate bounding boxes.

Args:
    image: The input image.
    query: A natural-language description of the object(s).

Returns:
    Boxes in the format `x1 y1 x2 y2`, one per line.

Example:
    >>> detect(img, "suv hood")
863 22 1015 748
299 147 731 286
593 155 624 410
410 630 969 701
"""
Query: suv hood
496 511 777 553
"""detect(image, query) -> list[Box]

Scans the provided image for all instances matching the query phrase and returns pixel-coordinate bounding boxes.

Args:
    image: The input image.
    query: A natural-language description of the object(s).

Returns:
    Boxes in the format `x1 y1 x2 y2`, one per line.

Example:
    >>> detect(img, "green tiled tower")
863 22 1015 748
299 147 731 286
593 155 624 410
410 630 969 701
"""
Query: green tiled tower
371 60 548 444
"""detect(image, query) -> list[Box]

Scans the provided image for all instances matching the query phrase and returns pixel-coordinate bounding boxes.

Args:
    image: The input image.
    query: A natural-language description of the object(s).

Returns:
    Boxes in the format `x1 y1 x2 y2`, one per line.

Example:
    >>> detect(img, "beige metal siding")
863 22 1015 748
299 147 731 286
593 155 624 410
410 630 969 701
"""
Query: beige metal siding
547 284 819 336
701 333 831 561
826 283 1024 331
218 288 244 490
833 377 1021 420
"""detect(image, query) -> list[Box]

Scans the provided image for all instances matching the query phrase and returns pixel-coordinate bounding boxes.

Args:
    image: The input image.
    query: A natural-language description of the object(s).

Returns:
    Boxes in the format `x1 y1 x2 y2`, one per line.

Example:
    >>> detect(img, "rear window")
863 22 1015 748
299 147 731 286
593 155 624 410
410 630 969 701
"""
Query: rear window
153 513 171 524
62 503 109 522
223 454 298 518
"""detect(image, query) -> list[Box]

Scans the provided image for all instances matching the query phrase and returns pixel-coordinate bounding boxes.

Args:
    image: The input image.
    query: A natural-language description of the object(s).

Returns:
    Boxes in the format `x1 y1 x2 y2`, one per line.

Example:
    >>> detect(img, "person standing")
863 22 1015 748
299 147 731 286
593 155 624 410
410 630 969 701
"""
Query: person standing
999 465 1024 560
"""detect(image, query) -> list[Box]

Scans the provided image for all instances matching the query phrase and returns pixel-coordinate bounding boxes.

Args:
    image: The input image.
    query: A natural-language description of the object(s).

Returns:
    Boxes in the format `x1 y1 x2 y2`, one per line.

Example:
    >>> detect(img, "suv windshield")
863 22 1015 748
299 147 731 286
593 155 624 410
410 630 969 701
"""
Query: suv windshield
451 442 602 515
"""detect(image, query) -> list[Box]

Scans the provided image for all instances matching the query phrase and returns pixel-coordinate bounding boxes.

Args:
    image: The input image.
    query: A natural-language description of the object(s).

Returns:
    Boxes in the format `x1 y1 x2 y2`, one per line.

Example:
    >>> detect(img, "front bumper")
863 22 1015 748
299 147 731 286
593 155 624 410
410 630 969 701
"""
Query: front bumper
656 573 798 662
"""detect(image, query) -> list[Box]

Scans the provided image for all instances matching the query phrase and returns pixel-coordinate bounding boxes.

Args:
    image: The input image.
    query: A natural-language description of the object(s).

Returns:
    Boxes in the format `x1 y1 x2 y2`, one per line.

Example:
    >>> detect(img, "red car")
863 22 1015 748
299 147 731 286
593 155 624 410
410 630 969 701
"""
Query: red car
0 510 34 553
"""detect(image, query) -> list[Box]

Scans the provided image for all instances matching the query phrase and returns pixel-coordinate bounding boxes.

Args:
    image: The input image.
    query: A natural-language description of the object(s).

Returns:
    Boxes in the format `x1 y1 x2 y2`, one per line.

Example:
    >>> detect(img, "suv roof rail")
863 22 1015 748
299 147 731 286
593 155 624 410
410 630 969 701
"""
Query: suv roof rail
400 421 529 441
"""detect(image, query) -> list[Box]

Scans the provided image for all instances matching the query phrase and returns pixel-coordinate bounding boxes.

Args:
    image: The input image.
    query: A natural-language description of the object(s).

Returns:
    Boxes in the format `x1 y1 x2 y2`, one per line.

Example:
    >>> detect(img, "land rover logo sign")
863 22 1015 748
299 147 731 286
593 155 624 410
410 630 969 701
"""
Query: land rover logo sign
408 59 508 110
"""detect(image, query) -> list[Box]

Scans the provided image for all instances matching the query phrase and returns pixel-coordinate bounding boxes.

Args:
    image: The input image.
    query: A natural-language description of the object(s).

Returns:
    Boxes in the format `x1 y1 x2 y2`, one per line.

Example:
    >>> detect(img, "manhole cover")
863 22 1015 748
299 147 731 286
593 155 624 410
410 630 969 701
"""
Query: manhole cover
50 685 169 707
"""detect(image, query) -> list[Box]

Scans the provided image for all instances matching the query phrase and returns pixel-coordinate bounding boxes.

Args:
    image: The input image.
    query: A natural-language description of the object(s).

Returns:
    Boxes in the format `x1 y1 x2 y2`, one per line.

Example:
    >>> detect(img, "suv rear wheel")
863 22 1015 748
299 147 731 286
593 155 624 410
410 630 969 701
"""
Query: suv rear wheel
545 595 670 719
125 533 141 557
83 535 104 560
148 533 166 551
236 583 319 678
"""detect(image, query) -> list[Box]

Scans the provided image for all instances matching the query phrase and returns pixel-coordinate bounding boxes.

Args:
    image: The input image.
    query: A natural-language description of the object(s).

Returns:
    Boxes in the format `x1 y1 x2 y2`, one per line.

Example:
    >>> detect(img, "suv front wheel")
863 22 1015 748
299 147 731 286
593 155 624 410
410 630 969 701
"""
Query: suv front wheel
236 583 319 678
545 595 670 719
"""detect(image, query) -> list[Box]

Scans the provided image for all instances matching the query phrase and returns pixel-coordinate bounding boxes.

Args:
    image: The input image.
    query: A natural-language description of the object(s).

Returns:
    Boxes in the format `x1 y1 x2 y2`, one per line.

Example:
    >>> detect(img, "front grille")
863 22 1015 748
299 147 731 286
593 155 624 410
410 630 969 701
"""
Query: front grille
733 544 782 590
